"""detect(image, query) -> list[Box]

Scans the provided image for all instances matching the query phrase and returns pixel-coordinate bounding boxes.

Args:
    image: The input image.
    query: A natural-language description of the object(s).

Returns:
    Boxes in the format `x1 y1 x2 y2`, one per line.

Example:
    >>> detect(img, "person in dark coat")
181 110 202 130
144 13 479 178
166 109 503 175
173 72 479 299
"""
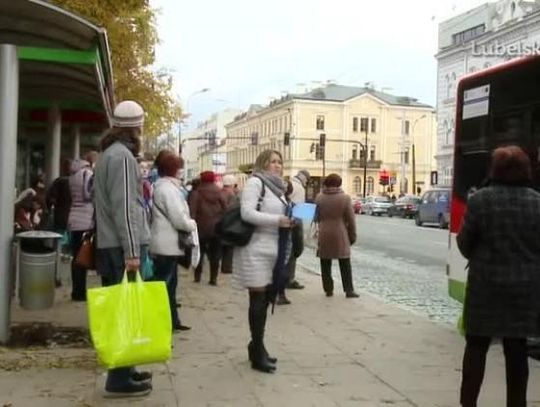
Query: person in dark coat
457 145 540 407
189 171 227 285
315 174 358 298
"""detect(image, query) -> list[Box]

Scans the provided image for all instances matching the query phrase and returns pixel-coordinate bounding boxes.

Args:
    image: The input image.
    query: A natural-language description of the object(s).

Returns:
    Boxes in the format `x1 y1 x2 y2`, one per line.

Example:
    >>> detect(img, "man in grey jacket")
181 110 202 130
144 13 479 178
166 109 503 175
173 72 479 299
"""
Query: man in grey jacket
94 100 152 397
287 170 310 290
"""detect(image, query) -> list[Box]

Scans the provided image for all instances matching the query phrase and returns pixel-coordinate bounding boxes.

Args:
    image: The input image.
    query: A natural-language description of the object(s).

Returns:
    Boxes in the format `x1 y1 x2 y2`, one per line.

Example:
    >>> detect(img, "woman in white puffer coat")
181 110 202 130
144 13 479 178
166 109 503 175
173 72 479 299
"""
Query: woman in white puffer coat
233 149 293 374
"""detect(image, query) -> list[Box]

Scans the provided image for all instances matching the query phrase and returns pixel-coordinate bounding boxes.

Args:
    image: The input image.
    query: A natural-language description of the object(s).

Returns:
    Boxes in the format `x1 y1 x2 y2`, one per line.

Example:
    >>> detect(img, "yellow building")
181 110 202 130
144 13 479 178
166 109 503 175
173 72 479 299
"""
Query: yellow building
222 84 436 199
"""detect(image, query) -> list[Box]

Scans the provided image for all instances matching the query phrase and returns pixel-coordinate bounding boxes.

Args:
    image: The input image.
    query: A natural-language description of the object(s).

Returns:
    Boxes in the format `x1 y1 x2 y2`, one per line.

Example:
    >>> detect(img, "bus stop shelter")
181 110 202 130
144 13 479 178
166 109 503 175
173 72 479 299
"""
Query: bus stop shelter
0 0 115 343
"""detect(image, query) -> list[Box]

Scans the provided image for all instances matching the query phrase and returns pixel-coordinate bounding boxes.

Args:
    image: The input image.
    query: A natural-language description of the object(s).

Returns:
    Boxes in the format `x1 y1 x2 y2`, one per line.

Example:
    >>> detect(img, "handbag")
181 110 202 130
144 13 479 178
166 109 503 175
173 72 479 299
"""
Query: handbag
74 231 95 270
153 200 194 251
215 175 265 246
87 270 172 368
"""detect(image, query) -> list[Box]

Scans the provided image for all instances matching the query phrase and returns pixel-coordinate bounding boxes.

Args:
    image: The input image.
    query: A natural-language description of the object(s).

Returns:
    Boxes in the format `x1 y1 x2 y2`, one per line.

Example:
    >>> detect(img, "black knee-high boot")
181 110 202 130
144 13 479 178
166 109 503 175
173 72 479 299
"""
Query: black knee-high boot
248 291 276 372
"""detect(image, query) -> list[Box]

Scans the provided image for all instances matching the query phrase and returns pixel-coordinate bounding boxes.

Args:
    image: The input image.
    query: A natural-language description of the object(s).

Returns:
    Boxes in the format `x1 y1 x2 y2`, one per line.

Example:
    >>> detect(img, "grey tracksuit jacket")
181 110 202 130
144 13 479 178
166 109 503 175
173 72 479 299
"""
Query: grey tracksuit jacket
93 141 150 259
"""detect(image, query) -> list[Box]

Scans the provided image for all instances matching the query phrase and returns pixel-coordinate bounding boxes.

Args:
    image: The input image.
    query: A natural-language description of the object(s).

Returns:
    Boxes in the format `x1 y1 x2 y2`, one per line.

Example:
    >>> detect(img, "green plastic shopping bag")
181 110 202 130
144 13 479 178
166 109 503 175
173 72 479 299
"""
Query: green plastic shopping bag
87 271 172 369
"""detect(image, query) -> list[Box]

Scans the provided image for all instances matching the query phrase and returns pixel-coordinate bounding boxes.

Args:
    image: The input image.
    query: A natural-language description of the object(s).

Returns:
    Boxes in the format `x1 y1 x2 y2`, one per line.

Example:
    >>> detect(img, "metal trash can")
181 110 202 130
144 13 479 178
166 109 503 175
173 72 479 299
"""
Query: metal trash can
15 231 62 310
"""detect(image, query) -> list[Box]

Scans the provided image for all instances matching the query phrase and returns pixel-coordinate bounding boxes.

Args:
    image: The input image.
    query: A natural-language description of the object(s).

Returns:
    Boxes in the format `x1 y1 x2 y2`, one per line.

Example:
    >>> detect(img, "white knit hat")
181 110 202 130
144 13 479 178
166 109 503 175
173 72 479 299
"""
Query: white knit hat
113 100 144 128
222 174 237 186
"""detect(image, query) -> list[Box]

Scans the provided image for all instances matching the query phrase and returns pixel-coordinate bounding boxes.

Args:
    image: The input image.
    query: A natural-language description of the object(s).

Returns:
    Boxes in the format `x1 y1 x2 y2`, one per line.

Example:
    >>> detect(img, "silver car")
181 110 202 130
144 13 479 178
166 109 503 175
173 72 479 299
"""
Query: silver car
363 196 392 216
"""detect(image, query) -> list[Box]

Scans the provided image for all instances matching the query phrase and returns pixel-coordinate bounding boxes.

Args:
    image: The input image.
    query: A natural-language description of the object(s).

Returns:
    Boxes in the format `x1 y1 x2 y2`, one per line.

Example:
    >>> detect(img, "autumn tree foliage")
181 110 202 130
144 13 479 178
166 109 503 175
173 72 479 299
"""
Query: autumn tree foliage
51 0 181 145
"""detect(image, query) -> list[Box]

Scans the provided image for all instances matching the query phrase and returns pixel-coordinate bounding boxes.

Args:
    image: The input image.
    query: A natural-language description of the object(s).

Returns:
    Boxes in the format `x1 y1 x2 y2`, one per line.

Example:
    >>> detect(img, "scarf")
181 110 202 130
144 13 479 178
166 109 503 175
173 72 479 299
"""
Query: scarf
253 171 286 199
322 186 343 195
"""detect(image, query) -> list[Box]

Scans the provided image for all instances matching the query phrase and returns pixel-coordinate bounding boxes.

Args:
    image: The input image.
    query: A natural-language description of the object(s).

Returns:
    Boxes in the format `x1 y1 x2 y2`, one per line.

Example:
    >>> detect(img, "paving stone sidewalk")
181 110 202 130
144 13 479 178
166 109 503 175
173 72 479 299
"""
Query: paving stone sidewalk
2 264 540 406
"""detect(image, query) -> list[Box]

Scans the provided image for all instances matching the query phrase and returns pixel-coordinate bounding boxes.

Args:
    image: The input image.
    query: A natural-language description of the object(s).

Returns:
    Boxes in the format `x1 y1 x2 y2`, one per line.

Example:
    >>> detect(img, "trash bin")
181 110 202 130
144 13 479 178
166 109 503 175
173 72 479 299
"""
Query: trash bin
15 231 62 310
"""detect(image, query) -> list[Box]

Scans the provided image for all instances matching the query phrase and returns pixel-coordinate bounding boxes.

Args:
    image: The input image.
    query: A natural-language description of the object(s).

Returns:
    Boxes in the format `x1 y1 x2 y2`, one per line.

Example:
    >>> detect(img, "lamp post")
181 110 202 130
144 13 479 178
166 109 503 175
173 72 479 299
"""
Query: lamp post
179 87 210 154
411 114 427 195
363 127 368 197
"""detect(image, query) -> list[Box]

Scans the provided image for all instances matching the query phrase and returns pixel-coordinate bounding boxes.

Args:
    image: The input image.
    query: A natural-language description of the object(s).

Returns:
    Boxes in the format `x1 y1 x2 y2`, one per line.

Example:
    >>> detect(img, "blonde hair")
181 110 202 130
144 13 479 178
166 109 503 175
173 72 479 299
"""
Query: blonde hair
253 149 283 173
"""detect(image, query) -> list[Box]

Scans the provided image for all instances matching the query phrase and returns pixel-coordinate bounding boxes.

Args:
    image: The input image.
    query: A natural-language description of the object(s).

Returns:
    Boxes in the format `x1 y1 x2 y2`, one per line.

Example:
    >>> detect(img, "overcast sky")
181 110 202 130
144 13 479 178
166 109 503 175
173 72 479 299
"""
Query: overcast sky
151 0 487 129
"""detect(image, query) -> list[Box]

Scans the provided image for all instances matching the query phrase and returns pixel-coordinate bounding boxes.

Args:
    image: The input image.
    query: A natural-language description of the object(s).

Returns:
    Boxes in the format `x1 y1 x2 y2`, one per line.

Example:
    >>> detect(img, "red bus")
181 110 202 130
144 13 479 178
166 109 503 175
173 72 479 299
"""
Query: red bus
448 54 540 303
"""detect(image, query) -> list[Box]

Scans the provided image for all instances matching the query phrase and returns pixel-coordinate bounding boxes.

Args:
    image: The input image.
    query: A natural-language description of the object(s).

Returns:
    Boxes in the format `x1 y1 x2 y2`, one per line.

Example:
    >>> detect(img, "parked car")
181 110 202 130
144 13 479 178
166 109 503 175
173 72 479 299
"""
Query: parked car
352 197 362 214
363 195 392 216
388 195 421 219
415 188 451 228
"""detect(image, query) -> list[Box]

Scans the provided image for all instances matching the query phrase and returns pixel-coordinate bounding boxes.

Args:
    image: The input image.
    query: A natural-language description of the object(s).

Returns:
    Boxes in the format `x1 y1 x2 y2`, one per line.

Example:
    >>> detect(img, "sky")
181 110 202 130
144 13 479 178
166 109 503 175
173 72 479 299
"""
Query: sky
151 0 487 129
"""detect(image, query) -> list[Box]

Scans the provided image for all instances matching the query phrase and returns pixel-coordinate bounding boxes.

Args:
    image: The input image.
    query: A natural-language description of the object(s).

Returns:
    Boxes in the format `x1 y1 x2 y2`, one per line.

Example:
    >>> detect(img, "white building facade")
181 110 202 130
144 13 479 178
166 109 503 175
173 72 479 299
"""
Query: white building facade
182 108 242 181
435 0 540 186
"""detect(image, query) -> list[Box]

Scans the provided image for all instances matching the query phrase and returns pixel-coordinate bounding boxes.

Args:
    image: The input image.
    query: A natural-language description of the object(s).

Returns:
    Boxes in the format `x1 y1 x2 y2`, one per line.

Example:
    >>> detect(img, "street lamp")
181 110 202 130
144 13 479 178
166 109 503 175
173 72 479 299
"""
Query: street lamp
363 127 368 197
179 87 211 154
411 114 427 195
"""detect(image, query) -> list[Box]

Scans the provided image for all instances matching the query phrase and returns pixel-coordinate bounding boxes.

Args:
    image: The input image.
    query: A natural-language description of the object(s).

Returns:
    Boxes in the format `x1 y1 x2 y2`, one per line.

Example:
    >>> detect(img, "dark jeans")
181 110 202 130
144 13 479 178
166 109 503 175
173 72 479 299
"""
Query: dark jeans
319 258 355 294
460 335 528 407
195 237 221 283
153 255 180 327
70 230 91 300
96 245 149 388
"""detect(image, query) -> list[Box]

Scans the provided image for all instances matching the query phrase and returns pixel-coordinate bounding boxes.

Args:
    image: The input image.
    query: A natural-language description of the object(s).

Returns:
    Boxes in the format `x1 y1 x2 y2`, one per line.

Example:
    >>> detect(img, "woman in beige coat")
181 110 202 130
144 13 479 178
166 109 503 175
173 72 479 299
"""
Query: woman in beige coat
315 173 359 298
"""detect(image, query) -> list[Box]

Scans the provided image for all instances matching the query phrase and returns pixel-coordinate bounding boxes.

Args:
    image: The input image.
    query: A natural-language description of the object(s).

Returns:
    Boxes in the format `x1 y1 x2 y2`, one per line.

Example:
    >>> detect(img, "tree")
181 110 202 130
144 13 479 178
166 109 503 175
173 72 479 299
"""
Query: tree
50 0 182 148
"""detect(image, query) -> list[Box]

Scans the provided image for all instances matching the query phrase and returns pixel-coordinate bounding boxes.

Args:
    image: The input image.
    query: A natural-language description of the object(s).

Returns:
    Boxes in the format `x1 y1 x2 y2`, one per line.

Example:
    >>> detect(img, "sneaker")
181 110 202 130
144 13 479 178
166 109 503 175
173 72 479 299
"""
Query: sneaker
346 292 359 298
276 295 291 305
287 280 304 290
131 371 152 384
173 323 191 332
105 380 152 398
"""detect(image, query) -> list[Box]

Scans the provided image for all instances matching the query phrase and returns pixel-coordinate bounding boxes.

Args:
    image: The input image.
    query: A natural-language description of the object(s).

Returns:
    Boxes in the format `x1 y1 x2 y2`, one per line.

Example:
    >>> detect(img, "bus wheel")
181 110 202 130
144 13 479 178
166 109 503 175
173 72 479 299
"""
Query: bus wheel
438 214 447 229
415 214 422 226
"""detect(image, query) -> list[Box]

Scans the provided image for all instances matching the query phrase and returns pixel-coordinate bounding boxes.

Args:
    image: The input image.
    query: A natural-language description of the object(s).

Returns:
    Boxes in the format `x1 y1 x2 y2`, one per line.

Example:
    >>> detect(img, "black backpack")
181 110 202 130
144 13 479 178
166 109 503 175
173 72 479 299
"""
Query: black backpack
215 176 265 246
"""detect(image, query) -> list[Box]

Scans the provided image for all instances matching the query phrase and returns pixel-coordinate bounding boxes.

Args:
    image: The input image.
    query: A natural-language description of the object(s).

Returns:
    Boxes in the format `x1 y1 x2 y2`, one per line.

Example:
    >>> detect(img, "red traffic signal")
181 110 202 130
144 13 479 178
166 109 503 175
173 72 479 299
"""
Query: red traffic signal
379 169 390 186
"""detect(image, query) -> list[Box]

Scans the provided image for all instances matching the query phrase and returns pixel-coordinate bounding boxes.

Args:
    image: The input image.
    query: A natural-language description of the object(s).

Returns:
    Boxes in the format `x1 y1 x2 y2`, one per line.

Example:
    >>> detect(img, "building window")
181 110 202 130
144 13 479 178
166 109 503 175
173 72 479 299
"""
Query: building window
360 117 369 132
353 177 361 194
404 120 410 135
404 148 409 164
371 118 376 133
352 144 358 159
367 176 374 195
316 115 325 130
352 117 358 132
451 24 485 45
370 145 376 161
359 147 366 161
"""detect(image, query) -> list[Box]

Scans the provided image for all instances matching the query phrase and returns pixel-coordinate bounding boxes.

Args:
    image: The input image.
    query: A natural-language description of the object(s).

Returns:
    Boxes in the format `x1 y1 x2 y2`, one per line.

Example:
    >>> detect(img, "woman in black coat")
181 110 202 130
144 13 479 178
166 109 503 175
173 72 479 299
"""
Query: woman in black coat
457 145 540 407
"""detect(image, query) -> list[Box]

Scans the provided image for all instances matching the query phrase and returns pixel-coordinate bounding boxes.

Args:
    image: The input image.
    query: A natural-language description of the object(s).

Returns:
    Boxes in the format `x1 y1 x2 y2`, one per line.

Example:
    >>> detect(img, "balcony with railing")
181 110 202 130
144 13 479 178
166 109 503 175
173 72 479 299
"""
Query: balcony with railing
349 158 382 169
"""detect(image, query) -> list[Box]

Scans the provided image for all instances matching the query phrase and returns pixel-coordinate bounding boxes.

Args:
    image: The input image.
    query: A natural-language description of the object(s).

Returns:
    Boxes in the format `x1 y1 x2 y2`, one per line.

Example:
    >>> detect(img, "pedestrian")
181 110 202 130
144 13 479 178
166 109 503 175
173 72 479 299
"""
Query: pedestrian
189 171 227 285
277 180 303 305
457 145 540 407
46 158 72 234
150 151 196 332
286 169 310 290
93 100 152 397
220 174 239 274
233 149 293 373
67 158 94 302
315 173 359 298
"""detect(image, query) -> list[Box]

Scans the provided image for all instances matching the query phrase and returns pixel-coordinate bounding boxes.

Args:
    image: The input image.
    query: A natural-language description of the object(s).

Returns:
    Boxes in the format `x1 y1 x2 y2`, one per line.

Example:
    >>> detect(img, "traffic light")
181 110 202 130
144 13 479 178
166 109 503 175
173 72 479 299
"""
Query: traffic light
284 132 290 146
251 132 258 145
208 131 216 147
319 133 326 147
379 169 389 186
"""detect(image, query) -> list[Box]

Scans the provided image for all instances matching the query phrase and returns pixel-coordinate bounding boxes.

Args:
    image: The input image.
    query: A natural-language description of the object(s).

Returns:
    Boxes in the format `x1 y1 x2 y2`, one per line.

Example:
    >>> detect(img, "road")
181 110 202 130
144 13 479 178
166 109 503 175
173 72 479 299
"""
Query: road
356 214 448 267
298 214 462 325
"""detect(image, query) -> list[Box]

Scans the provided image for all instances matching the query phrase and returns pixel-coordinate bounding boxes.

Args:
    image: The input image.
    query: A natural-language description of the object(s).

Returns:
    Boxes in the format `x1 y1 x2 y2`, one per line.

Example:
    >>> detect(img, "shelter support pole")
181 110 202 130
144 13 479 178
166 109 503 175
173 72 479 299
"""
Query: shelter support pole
73 124 80 159
45 103 61 186
0 44 19 344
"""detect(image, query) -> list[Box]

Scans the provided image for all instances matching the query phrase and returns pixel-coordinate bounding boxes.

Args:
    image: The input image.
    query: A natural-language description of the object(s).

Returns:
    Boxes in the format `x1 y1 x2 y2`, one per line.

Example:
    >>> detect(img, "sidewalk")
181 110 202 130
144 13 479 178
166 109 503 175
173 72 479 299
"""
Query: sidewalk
2 262 540 406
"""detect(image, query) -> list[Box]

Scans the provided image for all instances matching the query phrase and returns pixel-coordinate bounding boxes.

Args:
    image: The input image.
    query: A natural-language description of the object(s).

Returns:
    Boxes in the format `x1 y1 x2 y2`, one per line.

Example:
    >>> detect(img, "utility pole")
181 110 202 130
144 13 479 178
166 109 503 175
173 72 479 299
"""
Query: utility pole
363 127 368 197
400 110 406 194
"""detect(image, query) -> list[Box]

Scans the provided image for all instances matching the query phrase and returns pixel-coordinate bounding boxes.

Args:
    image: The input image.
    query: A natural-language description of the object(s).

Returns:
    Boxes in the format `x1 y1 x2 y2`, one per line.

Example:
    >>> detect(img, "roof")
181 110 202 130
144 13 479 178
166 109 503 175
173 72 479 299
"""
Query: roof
0 0 115 128
289 84 432 108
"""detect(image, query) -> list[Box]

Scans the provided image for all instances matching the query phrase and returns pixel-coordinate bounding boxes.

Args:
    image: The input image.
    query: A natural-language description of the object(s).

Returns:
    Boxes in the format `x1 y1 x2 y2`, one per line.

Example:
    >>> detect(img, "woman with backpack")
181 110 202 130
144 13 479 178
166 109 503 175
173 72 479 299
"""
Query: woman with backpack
233 149 293 373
